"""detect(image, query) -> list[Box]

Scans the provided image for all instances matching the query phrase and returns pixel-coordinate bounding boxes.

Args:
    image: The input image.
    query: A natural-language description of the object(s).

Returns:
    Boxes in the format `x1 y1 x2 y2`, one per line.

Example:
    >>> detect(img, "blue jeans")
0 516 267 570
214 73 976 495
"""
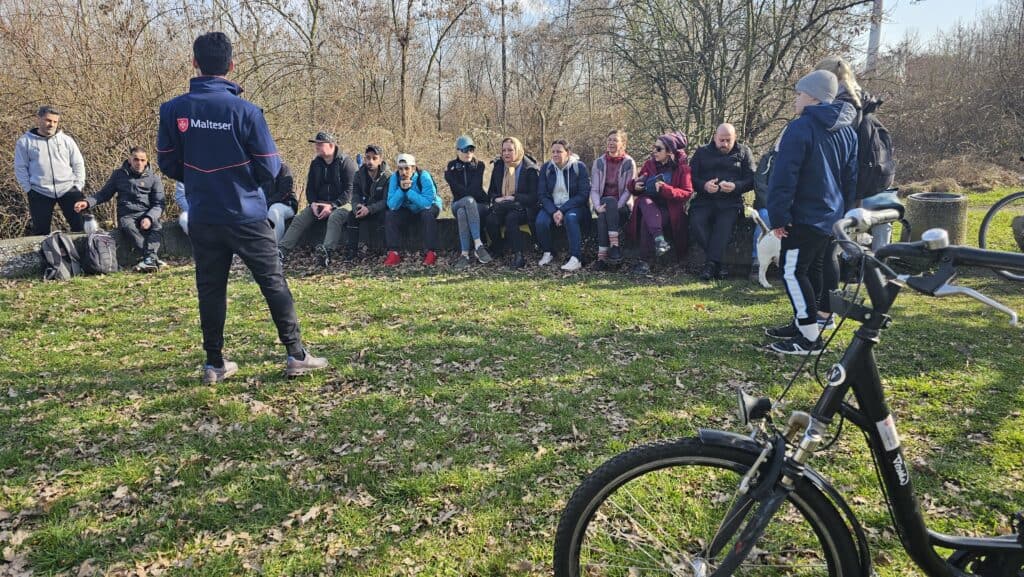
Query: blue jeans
451 196 488 253
752 208 770 260
536 207 583 258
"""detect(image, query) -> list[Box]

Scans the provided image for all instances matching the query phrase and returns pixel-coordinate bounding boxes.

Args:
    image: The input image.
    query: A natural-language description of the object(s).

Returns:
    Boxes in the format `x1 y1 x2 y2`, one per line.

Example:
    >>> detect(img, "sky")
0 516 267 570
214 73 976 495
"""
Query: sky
880 0 1004 49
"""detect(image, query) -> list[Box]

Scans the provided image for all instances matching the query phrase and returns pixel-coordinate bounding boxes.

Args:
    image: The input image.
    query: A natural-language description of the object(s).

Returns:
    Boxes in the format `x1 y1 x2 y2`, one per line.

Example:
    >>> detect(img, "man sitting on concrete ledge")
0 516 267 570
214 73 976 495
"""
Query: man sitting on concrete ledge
384 153 442 266
278 132 357 268
74 146 165 272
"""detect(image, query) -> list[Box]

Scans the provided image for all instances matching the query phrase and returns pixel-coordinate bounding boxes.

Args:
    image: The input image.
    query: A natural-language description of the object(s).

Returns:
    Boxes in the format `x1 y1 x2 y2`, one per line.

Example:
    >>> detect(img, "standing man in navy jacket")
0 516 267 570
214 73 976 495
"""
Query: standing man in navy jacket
765 69 858 356
157 32 328 383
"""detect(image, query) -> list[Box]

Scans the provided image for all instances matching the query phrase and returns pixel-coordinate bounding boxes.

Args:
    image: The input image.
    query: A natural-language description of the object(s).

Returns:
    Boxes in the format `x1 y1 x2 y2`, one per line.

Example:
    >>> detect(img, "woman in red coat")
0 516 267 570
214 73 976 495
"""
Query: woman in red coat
625 132 694 274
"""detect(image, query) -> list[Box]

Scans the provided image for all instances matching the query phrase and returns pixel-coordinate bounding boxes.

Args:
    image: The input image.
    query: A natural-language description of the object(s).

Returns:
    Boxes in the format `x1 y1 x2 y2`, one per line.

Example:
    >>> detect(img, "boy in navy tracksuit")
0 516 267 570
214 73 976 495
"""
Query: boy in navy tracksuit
765 70 858 356
157 32 328 383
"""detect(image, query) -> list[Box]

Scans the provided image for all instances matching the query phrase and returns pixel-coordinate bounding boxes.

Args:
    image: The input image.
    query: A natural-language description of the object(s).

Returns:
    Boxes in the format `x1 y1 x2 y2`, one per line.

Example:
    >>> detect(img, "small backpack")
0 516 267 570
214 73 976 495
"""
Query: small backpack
856 98 896 200
81 231 119 275
40 232 81 281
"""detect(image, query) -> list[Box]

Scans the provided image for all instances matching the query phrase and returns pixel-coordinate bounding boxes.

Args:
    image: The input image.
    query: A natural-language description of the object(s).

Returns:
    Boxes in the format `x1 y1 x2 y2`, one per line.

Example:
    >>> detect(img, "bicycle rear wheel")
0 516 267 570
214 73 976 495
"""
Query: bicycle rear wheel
553 437 860 576
978 191 1024 281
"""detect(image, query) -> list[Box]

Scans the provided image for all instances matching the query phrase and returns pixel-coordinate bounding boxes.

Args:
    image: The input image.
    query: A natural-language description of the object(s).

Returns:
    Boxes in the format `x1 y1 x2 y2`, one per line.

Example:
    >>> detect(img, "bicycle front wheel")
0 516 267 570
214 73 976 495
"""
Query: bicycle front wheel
553 437 860 576
978 191 1024 281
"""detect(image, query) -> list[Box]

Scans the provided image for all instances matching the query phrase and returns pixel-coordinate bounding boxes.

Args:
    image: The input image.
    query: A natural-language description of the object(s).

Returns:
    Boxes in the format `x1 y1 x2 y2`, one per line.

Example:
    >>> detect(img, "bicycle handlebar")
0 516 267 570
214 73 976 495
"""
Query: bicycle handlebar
875 242 1024 273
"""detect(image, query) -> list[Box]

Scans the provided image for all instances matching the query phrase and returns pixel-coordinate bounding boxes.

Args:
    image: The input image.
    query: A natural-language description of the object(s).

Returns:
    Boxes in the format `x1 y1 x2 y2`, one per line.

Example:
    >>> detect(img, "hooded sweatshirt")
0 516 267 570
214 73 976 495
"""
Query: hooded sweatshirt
538 155 590 214
305 147 357 208
86 160 165 222
14 129 86 198
767 101 859 235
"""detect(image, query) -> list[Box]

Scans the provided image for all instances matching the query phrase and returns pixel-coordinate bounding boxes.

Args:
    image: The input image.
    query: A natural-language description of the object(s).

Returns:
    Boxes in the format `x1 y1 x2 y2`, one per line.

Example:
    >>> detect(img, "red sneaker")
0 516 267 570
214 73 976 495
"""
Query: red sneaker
383 251 401 266
422 250 437 266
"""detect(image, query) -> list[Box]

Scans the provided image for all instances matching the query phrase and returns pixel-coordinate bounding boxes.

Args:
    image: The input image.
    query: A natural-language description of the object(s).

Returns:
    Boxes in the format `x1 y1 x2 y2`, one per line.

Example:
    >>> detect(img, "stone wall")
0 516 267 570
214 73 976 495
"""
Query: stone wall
0 216 757 278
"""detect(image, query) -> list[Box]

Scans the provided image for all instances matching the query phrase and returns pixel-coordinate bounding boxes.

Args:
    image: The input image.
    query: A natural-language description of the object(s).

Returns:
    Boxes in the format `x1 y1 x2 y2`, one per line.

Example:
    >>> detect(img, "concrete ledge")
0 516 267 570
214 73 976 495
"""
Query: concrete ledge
0 216 757 278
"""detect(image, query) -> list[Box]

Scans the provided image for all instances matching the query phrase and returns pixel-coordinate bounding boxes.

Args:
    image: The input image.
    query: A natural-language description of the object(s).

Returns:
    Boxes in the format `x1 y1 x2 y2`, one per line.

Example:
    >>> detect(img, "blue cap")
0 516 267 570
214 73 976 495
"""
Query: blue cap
455 135 475 151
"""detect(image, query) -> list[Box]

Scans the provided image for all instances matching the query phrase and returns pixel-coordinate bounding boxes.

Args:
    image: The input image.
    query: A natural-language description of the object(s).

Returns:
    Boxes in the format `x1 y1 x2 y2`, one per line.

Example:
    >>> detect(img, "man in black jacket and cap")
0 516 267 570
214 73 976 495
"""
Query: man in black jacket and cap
278 131 357 267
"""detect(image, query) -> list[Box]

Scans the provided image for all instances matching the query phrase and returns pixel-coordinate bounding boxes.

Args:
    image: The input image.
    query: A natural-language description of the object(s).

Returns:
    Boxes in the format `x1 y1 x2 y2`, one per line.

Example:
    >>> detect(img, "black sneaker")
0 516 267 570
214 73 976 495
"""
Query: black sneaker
315 245 331 268
511 252 525 269
716 265 729 280
765 322 800 339
631 261 651 275
592 259 609 272
699 261 716 281
654 237 671 257
768 335 824 356
607 245 623 264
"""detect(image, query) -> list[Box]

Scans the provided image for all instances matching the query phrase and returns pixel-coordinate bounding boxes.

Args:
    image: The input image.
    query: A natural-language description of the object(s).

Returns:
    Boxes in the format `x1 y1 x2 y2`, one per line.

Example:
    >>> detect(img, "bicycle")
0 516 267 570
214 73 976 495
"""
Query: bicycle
553 204 1024 576
978 189 1024 282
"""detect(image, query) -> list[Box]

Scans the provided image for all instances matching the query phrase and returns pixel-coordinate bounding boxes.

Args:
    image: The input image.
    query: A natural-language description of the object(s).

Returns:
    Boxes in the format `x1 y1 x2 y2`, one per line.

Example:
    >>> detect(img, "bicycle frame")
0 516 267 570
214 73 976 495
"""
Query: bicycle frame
805 255 1024 576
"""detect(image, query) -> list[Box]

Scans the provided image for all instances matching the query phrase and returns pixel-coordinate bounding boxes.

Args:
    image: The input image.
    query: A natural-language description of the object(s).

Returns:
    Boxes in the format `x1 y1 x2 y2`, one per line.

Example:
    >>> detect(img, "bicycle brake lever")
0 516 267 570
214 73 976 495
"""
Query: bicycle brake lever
934 284 1019 327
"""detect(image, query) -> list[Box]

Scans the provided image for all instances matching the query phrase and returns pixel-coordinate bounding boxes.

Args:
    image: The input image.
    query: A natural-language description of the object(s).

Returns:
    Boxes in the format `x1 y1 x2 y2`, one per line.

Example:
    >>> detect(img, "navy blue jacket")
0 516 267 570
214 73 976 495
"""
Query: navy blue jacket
157 76 281 225
537 158 590 215
768 102 858 235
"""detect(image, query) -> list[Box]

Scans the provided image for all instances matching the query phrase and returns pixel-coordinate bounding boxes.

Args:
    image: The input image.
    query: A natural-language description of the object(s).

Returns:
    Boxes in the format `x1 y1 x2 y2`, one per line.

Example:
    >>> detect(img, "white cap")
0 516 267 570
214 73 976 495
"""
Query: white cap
395 153 416 167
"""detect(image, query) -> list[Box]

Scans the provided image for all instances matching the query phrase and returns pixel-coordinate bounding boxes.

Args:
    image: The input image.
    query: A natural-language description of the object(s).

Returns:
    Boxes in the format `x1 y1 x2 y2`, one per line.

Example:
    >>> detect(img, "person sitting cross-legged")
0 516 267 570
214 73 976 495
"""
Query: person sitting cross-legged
536 139 590 272
383 154 442 266
74 146 165 272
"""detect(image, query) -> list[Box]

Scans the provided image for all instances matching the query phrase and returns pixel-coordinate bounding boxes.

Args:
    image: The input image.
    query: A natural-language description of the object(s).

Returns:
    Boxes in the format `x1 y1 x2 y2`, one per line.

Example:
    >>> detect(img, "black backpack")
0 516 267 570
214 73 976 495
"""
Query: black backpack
856 98 896 200
40 232 81 281
81 231 119 274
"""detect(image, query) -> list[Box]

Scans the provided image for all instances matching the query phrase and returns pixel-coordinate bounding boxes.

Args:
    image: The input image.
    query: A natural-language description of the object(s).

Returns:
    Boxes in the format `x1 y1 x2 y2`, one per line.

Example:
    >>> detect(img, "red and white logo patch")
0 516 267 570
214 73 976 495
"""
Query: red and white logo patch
177 118 189 133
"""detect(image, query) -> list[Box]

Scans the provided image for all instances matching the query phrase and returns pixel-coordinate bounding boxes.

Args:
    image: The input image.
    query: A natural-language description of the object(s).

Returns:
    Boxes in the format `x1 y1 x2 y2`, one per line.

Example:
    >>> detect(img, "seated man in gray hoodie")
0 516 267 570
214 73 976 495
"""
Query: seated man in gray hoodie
14 106 87 235
74 147 166 272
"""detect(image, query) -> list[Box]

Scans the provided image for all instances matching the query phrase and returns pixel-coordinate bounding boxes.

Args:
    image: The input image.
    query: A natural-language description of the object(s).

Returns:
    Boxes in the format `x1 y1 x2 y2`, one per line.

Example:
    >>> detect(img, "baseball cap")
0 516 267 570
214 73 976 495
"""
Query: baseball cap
455 135 475 151
395 153 416 167
308 131 336 144
365 144 383 155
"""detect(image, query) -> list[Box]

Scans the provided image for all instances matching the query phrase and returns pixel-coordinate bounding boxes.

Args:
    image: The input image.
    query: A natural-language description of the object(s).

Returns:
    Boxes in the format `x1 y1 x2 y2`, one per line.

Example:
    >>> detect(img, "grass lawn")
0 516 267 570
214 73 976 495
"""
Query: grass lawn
1 188 1022 576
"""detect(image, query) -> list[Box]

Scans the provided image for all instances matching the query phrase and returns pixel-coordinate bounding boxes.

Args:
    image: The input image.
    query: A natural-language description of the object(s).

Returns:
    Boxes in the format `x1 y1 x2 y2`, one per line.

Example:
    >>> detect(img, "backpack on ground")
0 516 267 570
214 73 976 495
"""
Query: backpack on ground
39 232 81 281
81 230 119 275
856 98 896 200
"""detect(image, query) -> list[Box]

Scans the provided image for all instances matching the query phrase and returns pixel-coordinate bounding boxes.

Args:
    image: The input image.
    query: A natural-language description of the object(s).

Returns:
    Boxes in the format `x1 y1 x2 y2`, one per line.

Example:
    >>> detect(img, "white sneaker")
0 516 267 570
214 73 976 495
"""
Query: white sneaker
560 256 581 271
538 252 554 266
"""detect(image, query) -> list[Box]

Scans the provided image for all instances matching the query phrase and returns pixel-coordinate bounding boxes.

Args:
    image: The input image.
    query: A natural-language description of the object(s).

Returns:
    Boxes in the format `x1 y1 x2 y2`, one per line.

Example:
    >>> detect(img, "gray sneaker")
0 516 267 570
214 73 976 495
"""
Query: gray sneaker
474 245 493 264
453 255 472 270
202 360 239 384
285 349 329 378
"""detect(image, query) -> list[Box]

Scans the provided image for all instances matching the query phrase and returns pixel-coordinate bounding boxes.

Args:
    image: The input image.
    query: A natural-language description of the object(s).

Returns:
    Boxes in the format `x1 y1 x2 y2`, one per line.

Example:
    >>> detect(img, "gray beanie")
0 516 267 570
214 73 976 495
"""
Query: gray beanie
795 70 839 104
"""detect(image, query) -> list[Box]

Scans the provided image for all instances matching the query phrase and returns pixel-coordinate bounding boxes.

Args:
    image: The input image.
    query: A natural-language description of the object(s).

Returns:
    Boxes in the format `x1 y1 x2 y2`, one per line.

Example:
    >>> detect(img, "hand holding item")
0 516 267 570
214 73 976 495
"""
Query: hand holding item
719 180 736 193
704 178 720 194
74 201 88 213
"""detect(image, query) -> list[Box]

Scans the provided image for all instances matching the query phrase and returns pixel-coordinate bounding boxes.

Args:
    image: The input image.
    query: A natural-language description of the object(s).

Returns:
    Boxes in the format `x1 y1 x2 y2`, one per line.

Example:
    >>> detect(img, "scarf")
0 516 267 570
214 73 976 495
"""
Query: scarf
501 137 525 198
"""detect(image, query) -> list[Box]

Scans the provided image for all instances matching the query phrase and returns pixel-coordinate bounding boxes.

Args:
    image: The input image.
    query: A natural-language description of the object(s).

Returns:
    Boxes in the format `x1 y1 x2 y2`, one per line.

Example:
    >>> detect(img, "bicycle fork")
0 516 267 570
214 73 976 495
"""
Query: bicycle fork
702 412 826 575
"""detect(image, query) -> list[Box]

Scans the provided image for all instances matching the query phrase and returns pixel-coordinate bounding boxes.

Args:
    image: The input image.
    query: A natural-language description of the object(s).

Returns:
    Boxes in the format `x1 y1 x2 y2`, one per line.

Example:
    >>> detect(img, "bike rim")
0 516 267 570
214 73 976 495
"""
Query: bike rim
572 456 842 576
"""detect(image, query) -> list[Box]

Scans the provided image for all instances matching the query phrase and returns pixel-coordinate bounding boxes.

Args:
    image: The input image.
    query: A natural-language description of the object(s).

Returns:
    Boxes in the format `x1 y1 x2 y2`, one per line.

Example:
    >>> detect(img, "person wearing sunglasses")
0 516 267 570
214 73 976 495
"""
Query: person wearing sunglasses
624 132 694 275
444 135 492 269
